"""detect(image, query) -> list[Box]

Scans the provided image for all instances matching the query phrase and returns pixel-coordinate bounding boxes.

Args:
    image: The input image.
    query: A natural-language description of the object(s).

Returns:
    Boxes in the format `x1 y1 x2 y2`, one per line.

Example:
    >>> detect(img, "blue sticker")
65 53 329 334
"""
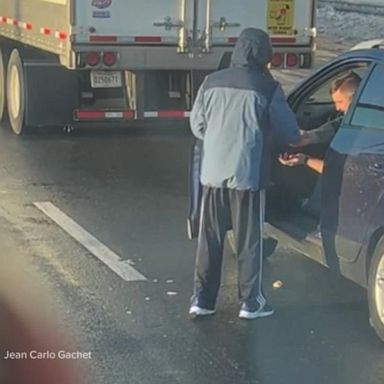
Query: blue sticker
93 11 111 18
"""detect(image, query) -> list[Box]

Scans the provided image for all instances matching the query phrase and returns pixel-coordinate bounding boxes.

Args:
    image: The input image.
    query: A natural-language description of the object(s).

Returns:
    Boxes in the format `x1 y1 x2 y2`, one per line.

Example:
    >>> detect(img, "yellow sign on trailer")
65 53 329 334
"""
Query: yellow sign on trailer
267 0 295 35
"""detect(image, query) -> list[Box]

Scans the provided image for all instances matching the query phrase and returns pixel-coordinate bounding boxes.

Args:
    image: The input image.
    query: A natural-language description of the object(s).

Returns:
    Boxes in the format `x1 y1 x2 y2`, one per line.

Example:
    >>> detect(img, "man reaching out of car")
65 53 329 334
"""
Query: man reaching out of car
279 71 362 173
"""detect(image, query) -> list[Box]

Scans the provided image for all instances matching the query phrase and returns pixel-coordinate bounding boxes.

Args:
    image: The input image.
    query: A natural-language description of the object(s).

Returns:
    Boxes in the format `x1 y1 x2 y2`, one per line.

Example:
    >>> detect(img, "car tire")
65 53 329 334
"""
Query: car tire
368 236 384 342
227 230 278 259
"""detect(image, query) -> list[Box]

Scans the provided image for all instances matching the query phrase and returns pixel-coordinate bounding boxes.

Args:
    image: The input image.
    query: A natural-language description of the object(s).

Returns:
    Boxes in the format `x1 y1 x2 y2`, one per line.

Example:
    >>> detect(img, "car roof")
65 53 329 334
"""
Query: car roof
287 48 384 100
333 48 384 64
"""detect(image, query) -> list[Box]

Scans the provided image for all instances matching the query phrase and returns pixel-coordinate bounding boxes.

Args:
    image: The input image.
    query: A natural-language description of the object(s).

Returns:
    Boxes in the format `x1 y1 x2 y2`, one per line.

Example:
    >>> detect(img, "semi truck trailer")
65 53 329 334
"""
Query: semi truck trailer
0 0 317 134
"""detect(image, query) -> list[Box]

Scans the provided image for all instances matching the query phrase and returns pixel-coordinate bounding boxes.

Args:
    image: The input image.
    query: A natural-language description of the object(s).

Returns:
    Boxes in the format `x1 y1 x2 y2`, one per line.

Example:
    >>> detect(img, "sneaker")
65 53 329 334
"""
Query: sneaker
189 305 216 318
189 296 215 319
238 298 274 320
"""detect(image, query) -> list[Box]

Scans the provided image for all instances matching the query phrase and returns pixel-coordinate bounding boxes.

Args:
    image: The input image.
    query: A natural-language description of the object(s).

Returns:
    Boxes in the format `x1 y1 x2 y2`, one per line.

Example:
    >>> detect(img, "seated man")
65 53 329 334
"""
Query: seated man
279 70 362 173
279 71 362 218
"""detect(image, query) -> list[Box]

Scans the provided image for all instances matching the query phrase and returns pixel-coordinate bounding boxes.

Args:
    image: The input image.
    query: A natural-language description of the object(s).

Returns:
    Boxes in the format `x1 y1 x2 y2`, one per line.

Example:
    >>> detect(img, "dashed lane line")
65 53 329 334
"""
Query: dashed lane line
34 201 147 282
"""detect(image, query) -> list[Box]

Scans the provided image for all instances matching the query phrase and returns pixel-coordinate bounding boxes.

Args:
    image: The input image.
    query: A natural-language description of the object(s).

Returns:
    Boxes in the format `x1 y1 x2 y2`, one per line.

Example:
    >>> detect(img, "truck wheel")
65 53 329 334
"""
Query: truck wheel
7 49 27 135
368 236 384 342
0 48 7 123
227 230 278 259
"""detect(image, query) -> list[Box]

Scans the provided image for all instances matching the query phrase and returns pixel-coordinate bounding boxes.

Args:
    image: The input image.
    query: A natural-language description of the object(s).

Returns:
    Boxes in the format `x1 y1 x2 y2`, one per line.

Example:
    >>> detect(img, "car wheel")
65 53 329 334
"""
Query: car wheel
368 236 384 342
227 230 278 259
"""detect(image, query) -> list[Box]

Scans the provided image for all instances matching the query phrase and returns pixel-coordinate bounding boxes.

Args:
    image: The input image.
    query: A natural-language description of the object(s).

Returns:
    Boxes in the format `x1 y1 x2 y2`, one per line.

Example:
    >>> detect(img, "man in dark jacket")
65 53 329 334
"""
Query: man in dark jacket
189 28 302 319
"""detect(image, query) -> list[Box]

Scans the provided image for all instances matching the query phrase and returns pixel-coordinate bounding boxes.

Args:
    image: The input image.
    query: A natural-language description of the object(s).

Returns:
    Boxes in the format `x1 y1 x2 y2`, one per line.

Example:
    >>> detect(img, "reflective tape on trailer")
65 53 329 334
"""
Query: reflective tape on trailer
144 111 190 118
19 21 33 30
55 31 67 40
0 15 67 40
89 35 118 43
74 110 135 121
227 36 297 44
40 27 52 35
6 18 18 26
88 35 176 44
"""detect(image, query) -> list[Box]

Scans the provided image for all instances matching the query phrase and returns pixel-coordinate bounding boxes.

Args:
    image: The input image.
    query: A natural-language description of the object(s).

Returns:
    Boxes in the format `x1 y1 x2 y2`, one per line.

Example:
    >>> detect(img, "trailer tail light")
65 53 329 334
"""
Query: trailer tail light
86 52 100 67
102 52 117 67
271 53 283 68
286 53 298 67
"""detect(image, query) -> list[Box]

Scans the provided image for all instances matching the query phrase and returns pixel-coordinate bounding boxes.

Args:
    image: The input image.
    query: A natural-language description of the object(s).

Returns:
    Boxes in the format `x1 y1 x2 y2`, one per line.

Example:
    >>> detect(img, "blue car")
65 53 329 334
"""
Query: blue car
188 46 384 342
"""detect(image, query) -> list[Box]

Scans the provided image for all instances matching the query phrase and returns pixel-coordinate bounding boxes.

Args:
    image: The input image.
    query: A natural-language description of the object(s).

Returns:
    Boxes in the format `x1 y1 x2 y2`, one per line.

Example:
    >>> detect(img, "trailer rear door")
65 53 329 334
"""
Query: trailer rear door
74 0 187 45
206 0 315 46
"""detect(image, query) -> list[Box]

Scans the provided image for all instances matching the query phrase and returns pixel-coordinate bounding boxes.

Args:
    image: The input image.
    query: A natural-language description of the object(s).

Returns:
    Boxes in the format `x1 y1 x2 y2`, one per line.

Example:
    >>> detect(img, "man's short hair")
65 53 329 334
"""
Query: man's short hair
330 71 361 96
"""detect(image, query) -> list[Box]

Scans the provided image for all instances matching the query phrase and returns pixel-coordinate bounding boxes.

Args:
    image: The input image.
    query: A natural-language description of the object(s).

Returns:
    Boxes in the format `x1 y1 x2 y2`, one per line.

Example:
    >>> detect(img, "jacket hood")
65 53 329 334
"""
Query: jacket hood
230 28 273 69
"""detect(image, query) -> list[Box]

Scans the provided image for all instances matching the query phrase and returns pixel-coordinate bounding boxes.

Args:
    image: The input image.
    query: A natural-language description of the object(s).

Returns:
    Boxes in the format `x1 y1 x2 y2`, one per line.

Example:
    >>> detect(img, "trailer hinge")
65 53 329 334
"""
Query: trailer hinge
211 17 240 32
154 14 188 53
153 17 183 31
304 27 317 38
203 16 240 53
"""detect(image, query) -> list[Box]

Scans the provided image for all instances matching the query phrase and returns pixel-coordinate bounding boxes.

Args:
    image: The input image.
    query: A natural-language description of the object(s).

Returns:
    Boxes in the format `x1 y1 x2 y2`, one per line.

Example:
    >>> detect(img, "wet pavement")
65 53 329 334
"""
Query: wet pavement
1 38 384 384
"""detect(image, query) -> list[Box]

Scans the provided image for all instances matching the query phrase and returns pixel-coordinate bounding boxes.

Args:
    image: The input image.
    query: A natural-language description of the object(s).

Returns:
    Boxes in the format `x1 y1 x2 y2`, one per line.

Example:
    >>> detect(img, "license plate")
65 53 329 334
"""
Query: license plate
90 71 122 88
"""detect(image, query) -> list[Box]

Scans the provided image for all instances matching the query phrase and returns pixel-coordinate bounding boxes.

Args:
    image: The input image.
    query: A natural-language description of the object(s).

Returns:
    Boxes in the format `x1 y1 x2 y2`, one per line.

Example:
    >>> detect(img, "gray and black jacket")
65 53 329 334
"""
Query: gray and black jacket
190 28 300 190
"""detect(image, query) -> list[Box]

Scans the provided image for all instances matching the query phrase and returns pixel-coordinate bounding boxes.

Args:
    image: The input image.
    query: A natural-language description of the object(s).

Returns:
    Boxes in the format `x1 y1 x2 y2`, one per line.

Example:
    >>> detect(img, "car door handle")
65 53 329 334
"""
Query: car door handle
369 163 384 173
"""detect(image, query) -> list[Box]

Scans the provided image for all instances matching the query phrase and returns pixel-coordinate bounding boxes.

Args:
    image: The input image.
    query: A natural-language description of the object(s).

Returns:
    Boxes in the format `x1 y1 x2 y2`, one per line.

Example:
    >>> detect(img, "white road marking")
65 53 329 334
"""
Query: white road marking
34 202 147 282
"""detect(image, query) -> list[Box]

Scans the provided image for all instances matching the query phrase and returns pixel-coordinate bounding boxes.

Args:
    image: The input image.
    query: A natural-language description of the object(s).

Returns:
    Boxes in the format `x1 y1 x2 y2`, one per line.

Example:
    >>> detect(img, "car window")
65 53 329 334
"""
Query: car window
351 64 384 130
293 62 371 132
306 65 369 104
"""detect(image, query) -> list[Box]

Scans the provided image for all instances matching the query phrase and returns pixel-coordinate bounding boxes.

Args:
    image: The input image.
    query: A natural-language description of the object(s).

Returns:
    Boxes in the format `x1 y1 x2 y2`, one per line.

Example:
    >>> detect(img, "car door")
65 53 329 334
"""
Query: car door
321 62 384 269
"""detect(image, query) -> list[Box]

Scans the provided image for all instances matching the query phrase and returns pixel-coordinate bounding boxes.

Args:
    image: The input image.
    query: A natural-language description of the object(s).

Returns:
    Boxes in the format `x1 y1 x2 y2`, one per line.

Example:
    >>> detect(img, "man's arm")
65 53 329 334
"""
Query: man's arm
293 116 341 147
190 79 207 140
268 84 301 145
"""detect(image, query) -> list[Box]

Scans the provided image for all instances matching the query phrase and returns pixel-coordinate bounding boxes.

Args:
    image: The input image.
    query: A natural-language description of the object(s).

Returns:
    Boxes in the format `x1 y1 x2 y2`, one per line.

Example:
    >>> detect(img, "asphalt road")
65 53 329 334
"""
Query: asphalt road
1 39 384 384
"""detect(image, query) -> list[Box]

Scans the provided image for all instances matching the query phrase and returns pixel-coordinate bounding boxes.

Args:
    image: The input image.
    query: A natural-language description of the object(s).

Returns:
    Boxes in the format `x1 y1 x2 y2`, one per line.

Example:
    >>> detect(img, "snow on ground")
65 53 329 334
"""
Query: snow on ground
318 1 384 44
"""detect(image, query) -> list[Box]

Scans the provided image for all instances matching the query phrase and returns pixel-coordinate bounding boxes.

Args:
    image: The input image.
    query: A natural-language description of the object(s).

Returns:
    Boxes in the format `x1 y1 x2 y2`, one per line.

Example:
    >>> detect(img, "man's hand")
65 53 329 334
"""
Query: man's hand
279 153 307 167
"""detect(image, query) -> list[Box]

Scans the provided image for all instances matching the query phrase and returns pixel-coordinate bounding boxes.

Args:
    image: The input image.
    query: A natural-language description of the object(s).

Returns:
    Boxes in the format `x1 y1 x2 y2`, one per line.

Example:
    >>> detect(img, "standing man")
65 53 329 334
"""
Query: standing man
189 28 302 320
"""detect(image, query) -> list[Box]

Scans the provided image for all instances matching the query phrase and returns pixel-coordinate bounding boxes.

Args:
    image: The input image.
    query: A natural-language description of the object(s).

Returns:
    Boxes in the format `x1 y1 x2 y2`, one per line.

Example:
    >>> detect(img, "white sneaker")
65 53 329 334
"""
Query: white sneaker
189 305 216 319
239 294 274 320
238 304 274 319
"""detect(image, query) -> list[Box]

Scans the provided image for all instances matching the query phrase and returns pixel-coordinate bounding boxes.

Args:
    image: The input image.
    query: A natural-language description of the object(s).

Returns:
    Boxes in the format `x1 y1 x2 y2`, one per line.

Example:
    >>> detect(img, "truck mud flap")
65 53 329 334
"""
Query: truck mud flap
24 61 78 127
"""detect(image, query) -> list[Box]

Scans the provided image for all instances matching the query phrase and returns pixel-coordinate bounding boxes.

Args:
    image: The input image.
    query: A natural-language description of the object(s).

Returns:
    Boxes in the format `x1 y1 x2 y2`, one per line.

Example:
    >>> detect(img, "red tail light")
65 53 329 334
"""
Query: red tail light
271 53 283 68
86 52 100 67
103 52 117 67
286 53 298 67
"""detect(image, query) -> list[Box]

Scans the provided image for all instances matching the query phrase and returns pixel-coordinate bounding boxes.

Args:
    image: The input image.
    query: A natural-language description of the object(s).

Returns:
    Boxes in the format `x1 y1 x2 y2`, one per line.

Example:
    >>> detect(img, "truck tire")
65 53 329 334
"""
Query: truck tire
368 236 384 342
7 49 27 135
0 48 7 123
227 230 278 259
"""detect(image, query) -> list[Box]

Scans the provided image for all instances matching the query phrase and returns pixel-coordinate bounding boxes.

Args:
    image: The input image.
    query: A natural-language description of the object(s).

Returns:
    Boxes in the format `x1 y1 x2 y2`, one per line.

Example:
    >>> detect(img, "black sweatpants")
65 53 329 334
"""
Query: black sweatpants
193 187 266 309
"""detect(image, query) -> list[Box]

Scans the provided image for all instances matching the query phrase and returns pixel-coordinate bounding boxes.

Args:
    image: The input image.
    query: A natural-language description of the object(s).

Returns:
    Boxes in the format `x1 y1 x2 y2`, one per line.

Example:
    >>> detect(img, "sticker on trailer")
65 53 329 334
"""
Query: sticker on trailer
92 0 112 9
267 0 294 35
93 11 111 18
92 0 112 18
